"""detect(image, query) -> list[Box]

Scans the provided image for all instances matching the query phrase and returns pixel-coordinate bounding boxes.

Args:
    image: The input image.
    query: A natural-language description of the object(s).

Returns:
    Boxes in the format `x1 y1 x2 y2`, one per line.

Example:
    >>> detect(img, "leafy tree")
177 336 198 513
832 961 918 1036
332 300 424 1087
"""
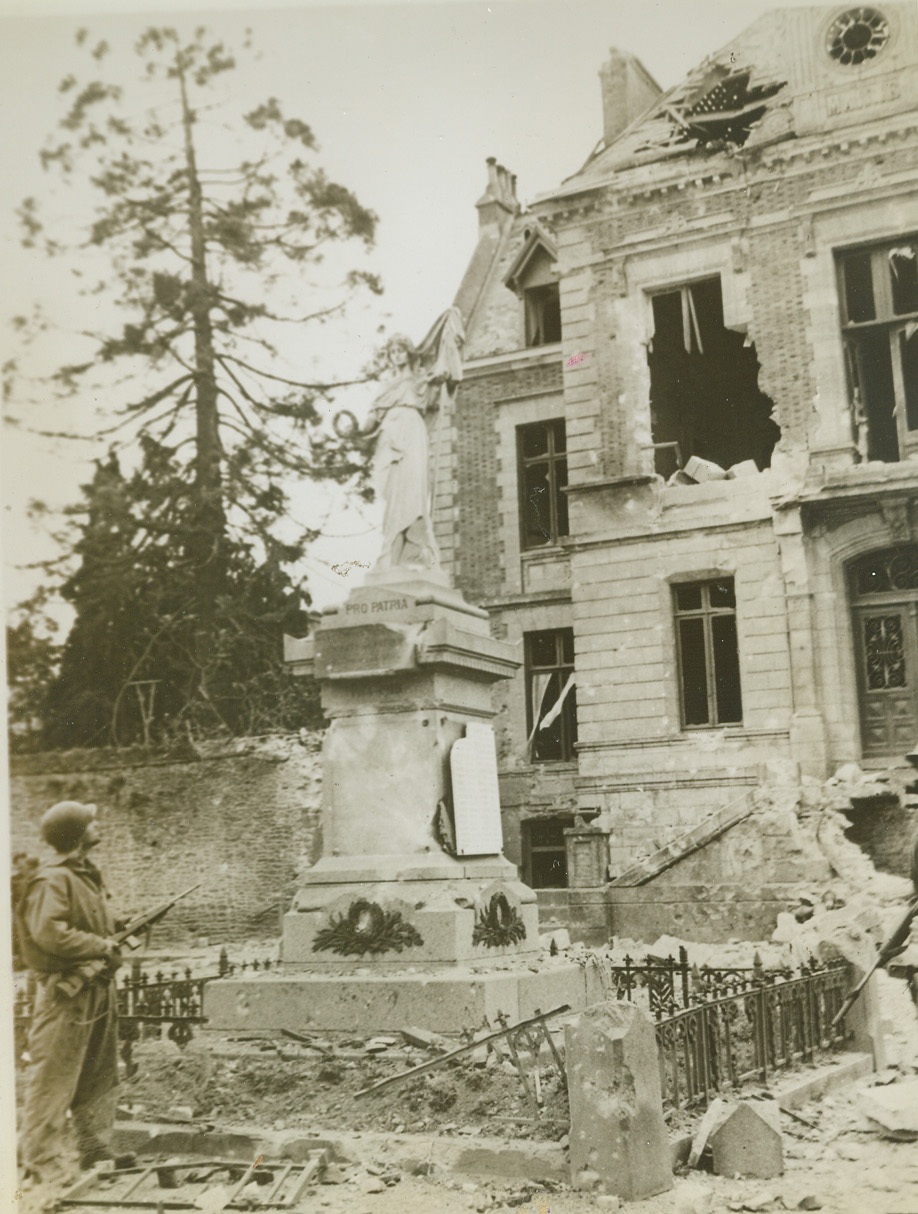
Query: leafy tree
6 592 61 751
40 442 322 749
11 25 379 692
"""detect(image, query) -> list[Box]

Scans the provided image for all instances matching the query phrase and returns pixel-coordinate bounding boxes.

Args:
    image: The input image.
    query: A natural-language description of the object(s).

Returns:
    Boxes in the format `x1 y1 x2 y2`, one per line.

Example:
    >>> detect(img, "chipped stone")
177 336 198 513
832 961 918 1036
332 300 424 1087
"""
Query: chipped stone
708 1100 783 1179
859 1077 918 1140
566 1002 672 1200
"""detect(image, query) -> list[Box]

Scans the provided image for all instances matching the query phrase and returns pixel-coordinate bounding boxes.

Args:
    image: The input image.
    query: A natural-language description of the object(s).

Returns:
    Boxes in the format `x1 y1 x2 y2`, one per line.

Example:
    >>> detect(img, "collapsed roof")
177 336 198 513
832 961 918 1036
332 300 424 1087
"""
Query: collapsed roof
560 4 916 187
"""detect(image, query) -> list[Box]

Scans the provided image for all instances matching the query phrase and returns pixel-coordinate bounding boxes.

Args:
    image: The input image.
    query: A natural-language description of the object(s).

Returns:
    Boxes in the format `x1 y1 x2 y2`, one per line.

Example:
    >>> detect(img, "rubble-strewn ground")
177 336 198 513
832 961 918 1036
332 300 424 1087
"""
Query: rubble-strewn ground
120 1031 572 1141
13 795 918 1211
13 965 918 1214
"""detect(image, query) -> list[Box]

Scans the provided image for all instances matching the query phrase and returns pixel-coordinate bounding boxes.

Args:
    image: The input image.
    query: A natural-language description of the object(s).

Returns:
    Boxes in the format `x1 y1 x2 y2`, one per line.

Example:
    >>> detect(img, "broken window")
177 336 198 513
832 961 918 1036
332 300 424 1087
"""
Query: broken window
518 419 569 549
648 277 779 477
673 579 743 728
525 282 562 347
525 628 577 762
523 815 575 888
838 238 918 463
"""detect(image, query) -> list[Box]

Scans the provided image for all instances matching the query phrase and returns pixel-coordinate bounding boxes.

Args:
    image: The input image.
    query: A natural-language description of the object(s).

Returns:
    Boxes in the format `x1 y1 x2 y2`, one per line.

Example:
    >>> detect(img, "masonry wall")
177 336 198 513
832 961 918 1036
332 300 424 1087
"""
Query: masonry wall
8 736 323 945
570 504 795 871
443 22 918 890
451 357 564 600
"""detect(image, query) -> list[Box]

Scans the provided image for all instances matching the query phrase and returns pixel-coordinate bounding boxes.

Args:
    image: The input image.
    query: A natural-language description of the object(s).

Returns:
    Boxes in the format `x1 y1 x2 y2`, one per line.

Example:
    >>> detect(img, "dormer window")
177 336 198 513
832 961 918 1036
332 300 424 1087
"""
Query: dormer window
525 282 562 347
505 223 561 350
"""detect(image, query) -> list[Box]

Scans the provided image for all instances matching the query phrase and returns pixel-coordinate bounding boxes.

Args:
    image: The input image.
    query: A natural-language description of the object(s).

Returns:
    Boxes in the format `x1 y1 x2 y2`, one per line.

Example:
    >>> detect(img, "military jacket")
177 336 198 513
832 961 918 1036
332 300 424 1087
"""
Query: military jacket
17 853 114 974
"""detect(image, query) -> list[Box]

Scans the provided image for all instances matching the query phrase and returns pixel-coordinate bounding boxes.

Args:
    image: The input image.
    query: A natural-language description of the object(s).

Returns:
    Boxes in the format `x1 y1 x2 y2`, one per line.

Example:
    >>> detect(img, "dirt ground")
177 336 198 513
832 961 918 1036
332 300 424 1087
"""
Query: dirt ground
121 1028 573 1142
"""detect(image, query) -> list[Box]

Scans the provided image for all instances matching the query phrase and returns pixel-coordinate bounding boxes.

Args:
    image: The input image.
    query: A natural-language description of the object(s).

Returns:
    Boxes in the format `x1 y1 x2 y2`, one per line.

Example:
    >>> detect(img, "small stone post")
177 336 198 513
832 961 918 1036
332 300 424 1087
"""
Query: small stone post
565 1001 673 1201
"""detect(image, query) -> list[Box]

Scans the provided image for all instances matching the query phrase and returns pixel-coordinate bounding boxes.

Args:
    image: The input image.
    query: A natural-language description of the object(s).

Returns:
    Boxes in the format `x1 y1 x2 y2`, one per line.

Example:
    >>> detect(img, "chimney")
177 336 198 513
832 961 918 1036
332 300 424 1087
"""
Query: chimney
599 49 663 146
475 156 520 231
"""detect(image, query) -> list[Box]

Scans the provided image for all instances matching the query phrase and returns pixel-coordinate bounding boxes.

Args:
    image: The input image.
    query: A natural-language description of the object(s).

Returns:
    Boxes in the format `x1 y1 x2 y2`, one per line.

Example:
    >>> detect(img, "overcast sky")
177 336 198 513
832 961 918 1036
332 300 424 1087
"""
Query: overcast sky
0 0 806 611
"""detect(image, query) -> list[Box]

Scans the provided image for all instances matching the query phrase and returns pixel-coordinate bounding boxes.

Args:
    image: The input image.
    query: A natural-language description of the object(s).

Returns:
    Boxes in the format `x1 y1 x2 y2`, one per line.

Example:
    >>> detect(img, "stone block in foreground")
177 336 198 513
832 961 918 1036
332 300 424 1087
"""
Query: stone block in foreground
709 1099 783 1179
565 1001 672 1201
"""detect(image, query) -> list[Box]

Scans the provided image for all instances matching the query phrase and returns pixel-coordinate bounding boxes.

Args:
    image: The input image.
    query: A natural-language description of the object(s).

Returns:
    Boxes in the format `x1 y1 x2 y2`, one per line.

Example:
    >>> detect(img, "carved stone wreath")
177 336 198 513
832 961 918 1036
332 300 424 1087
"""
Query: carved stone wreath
472 892 527 949
312 899 423 957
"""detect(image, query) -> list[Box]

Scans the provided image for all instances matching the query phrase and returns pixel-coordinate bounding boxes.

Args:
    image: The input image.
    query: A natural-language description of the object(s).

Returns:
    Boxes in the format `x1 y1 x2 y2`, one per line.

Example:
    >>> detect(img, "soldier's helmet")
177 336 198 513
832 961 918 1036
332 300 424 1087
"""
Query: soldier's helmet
40 801 97 853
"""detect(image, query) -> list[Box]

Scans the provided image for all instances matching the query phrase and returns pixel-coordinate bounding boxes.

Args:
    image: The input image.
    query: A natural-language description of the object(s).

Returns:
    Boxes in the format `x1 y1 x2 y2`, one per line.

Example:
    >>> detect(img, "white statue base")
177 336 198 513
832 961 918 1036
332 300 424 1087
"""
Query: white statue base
204 572 597 1032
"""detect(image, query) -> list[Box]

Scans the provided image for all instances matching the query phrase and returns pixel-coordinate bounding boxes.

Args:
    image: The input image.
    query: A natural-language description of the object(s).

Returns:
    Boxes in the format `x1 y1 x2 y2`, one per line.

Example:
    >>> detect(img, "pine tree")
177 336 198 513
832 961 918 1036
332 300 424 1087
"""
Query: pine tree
42 442 321 748
11 26 378 703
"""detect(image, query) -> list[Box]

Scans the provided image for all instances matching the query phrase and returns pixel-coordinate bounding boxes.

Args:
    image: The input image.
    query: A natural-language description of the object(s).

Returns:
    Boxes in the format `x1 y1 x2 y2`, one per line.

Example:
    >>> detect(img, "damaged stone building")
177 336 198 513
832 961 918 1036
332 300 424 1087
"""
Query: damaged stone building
431 5 918 933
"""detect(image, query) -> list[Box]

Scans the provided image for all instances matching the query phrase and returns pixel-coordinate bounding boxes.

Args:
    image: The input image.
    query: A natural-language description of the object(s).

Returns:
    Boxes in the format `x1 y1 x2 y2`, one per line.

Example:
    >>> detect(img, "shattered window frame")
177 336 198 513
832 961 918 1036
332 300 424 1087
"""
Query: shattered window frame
837 236 918 464
646 275 780 477
673 579 744 729
524 627 577 763
517 418 569 550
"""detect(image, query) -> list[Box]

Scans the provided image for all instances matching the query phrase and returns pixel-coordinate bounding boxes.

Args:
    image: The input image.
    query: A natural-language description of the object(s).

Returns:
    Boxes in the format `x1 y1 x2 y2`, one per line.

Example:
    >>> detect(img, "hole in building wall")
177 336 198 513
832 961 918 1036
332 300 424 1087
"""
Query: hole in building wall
647 276 780 477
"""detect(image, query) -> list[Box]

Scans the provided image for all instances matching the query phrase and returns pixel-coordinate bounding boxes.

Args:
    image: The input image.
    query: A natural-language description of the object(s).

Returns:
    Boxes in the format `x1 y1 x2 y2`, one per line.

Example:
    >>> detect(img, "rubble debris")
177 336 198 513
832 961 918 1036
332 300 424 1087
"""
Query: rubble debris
684 454 728 482
355 1005 570 1099
727 460 759 479
401 1026 451 1051
687 1097 732 1168
674 1177 714 1214
858 1077 918 1140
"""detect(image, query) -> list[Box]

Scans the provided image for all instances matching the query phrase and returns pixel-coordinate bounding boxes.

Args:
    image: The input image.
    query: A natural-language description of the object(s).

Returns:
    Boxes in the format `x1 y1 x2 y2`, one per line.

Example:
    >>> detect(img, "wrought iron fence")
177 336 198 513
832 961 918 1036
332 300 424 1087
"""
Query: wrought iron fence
655 959 849 1111
588 949 851 1111
590 948 795 1020
14 950 278 1075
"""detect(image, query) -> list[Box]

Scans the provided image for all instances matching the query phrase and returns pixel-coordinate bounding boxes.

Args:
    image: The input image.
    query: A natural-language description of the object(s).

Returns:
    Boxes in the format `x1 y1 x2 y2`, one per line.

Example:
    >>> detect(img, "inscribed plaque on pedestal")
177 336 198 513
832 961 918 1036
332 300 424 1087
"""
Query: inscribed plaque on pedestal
449 722 504 856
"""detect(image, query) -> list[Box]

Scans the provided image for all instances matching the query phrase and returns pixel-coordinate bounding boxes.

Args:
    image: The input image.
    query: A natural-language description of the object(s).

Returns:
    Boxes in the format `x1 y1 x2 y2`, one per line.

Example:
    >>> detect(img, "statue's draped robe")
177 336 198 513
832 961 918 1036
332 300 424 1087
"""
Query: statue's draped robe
371 369 437 569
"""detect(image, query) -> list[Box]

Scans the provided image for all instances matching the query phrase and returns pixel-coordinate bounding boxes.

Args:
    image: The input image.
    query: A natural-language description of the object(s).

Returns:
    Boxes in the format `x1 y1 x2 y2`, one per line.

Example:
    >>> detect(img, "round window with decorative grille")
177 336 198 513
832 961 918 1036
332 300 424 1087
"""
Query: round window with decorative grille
826 7 890 66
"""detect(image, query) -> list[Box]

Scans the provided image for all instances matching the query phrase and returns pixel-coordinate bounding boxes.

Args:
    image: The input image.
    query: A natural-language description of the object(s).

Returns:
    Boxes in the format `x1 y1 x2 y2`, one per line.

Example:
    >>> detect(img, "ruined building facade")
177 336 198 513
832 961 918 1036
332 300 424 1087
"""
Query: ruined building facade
431 5 918 926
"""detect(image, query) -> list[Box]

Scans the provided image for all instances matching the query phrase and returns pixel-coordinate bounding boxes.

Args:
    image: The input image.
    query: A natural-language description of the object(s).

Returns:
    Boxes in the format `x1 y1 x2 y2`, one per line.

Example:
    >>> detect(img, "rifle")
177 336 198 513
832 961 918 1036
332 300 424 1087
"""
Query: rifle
55 883 202 999
831 895 918 1028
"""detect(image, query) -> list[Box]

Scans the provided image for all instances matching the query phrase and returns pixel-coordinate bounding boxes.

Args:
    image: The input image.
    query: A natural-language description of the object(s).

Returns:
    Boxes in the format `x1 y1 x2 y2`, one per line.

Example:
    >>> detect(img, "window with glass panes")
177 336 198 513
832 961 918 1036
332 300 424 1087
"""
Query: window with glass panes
525 628 577 761
518 419 569 550
673 580 743 727
837 238 918 463
522 816 575 888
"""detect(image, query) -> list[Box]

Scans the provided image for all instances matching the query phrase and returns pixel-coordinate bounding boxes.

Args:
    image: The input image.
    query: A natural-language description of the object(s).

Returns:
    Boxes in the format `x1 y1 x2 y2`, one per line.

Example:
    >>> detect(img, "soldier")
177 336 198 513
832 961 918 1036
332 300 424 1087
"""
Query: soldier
17 801 124 1186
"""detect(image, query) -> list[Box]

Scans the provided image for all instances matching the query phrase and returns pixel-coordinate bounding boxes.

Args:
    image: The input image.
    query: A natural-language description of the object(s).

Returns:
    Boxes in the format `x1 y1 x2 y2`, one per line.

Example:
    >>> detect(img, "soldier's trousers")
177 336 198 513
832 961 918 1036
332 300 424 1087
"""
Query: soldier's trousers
20 975 119 1176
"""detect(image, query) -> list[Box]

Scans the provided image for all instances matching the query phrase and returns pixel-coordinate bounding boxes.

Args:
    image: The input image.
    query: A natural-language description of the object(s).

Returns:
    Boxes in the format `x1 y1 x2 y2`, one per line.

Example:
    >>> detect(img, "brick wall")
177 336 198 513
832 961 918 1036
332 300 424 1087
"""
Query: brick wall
8 735 323 945
452 359 563 600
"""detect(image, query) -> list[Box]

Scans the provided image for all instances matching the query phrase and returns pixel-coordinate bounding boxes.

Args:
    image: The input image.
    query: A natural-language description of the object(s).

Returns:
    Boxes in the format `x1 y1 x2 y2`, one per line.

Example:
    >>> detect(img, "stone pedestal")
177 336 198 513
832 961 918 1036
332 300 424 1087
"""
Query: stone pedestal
204 573 593 1033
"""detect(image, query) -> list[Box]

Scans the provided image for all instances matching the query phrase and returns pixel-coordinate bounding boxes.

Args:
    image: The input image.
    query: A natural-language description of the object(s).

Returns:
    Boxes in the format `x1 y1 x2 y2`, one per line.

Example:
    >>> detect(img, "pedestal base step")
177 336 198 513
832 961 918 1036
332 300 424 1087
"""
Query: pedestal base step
204 960 603 1035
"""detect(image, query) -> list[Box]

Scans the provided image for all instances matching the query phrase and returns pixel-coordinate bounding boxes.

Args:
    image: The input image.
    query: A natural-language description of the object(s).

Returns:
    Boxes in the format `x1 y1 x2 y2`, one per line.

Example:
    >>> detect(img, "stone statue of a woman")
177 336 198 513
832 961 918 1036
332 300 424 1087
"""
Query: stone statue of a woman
357 308 464 574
